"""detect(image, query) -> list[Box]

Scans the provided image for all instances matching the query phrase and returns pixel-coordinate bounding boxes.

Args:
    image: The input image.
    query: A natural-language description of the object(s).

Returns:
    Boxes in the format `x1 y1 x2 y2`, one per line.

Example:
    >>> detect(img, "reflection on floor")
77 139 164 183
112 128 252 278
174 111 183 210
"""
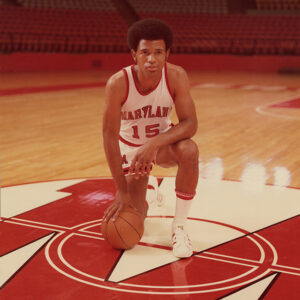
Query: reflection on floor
1 176 299 299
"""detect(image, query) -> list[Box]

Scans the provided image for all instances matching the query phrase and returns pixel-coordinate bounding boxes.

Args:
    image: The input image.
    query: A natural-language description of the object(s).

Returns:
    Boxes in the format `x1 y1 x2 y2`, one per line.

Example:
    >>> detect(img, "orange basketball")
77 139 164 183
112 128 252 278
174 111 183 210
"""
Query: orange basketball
101 206 144 249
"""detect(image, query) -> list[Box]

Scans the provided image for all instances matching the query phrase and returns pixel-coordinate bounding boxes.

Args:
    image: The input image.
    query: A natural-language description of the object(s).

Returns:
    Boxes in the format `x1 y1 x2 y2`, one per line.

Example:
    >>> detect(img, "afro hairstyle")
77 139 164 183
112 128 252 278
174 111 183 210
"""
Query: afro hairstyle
127 18 173 51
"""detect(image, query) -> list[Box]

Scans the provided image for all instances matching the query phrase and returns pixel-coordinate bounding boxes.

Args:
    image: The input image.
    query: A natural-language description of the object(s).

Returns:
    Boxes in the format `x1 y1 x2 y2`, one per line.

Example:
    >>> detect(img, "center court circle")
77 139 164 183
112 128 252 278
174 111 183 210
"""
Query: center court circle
45 217 277 295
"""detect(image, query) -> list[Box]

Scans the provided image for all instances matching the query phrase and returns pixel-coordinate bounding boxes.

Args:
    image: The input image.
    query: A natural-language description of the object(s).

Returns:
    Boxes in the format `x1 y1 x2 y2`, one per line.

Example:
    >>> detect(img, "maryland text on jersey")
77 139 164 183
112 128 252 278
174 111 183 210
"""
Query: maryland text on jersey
121 105 171 120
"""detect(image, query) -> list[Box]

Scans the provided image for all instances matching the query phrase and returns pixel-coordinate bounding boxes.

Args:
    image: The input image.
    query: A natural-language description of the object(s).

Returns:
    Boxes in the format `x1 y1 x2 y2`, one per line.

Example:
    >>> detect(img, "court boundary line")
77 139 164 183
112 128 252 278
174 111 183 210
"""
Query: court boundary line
256 94 300 120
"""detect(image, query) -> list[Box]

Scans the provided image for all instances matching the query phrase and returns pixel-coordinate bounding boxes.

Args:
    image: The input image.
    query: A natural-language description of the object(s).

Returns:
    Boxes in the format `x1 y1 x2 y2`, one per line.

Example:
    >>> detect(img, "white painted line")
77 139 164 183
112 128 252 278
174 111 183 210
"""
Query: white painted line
204 251 260 264
11 217 69 229
270 268 300 276
70 219 103 229
273 264 300 271
256 105 300 120
44 230 274 294
253 233 278 265
4 220 64 232
57 233 105 282
74 233 104 240
256 94 300 120
195 254 257 268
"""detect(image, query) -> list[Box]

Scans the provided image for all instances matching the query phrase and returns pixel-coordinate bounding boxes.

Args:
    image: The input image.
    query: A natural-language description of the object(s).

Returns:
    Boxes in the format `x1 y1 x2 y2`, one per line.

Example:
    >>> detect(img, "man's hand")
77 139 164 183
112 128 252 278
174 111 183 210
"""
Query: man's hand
103 191 132 222
129 142 158 179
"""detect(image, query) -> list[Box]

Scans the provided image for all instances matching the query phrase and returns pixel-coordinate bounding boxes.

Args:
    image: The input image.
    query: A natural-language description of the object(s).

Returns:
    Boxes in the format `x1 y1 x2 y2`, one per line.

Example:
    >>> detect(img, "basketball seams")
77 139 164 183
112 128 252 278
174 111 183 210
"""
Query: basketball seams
102 219 129 249
118 214 143 239
102 208 144 249
102 222 107 240
113 221 129 249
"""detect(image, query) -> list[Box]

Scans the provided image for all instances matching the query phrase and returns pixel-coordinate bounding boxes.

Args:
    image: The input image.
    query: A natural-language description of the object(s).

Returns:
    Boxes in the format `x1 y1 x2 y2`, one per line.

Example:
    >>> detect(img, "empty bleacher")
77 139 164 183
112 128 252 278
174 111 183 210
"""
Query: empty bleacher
135 11 299 55
256 0 300 10
0 4 129 53
0 0 299 55
128 0 228 14
20 0 115 11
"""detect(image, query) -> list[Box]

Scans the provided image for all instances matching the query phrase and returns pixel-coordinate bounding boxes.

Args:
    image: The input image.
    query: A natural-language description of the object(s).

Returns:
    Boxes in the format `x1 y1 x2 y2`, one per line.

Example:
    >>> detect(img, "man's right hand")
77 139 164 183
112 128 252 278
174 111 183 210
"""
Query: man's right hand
103 191 131 223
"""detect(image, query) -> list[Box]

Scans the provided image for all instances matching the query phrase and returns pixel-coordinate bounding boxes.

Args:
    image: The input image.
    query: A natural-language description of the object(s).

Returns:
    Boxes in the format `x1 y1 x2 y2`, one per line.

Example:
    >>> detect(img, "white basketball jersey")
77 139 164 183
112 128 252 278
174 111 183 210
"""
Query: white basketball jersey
120 64 174 146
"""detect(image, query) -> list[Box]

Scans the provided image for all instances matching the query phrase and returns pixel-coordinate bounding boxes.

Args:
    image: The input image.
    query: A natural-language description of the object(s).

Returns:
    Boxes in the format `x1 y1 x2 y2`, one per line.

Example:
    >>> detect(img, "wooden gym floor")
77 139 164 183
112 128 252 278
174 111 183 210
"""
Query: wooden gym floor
1 65 300 299
0 68 299 188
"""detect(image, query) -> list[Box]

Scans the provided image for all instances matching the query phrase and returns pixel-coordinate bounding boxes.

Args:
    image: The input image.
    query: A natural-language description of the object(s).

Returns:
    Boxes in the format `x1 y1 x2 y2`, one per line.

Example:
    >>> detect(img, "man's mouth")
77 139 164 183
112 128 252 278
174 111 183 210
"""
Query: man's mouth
146 65 158 71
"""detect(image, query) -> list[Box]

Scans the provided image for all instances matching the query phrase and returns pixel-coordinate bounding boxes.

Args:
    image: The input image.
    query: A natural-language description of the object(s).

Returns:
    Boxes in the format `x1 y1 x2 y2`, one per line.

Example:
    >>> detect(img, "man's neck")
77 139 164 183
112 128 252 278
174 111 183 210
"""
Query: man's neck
133 66 162 93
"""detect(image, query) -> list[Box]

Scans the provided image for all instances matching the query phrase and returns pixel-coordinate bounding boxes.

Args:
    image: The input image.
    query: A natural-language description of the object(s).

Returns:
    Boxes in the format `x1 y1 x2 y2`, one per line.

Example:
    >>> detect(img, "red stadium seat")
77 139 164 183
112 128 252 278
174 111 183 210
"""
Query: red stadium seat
0 1 299 55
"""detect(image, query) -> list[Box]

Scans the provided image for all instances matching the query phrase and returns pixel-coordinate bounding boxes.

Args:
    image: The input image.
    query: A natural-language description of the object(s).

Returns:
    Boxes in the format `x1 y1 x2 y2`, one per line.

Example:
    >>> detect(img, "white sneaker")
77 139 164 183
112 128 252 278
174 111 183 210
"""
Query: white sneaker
172 225 193 258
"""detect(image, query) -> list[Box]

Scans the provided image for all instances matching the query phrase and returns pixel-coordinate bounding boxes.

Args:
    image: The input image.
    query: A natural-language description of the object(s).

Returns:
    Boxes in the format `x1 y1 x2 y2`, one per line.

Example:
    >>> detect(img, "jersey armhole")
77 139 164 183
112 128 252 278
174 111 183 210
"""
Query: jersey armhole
121 68 129 106
165 63 175 103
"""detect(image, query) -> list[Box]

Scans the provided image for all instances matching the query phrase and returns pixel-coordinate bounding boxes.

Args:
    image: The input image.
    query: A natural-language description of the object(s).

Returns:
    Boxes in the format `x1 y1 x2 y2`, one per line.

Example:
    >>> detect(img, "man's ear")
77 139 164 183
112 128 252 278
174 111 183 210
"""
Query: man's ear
166 49 170 61
131 49 137 63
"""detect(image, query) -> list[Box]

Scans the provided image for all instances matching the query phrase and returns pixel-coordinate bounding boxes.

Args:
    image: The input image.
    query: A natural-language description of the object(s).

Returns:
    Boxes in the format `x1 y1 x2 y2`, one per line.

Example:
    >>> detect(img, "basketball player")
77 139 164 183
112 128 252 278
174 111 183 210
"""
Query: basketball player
103 19 199 258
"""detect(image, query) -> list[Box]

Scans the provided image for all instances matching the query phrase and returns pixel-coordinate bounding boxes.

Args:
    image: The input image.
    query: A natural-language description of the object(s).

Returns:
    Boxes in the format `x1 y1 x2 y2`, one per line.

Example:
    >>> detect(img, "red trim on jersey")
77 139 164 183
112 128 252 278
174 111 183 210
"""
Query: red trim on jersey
119 135 143 147
121 69 129 106
165 63 175 102
131 65 162 96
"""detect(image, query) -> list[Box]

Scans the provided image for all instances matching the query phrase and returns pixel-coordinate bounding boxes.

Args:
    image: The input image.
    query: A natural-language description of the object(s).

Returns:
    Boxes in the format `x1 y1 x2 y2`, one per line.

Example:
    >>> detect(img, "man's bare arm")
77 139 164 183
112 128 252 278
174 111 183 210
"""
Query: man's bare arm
102 71 131 221
151 64 198 147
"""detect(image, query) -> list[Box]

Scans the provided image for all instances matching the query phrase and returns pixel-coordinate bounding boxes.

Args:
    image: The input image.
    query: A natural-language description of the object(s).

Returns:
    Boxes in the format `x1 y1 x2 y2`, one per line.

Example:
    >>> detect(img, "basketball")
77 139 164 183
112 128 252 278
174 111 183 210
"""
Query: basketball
101 206 144 249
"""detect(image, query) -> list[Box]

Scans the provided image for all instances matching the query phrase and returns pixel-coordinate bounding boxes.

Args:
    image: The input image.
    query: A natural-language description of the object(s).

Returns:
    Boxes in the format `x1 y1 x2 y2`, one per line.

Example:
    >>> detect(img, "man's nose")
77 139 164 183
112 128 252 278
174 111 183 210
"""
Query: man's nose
147 54 155 63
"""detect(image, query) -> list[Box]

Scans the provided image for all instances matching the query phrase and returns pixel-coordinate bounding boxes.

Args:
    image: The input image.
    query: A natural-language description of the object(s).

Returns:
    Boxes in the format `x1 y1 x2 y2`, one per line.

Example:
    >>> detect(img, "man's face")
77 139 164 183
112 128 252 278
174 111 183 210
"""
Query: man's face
132 39 169 76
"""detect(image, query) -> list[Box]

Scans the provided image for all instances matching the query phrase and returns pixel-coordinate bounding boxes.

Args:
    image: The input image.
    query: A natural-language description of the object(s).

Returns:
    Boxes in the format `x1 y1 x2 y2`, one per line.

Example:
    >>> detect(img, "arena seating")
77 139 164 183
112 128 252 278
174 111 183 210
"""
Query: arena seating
137 12 299 55
256 0 300 10
0 5 128 53
127 0 228 14
20 0 115 11
0 0 299 55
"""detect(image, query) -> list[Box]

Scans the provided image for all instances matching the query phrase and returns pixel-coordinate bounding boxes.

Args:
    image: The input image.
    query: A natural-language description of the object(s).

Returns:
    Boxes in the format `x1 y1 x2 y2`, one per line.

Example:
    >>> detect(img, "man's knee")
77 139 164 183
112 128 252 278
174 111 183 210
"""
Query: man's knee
172 139 199 164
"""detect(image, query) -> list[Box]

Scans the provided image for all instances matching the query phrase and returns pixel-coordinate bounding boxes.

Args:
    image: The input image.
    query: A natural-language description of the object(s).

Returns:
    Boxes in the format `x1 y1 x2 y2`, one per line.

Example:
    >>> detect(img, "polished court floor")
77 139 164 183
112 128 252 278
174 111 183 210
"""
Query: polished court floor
0 67 299 299
0 68 299 187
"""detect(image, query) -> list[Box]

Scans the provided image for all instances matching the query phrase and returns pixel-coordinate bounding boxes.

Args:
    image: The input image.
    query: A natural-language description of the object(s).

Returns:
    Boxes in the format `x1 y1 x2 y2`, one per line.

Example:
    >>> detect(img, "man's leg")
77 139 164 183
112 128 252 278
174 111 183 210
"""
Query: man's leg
119 141 149 220
126 175 149 220
156 139 199 257
156 139 199 192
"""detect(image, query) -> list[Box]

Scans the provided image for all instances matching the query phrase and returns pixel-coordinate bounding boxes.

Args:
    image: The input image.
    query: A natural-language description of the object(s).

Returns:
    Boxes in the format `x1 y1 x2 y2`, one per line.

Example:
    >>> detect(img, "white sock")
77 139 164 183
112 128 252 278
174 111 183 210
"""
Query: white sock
172 197 193 232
